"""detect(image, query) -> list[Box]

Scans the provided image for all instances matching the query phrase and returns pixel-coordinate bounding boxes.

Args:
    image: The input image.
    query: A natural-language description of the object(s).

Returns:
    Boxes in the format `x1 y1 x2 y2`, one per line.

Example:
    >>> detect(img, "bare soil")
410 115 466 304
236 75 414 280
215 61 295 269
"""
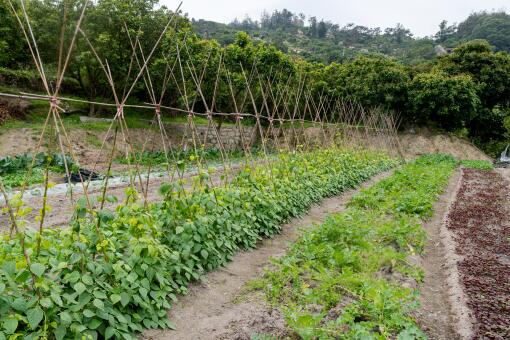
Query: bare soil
445 168 510 339
1 126 492 163
414 169 461 340
142 170 394 340
399 128 491 161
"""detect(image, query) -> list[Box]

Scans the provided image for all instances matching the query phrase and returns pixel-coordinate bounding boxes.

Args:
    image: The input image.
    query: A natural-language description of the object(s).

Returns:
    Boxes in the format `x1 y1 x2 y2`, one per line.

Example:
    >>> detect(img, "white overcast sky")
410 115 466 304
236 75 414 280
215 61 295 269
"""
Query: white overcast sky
161 0 509 37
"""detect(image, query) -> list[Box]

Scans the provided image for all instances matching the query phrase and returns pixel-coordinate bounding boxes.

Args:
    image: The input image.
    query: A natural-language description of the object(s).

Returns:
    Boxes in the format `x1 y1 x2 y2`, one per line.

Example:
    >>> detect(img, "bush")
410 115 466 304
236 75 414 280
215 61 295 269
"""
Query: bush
408 71 480 129
324 56 410 112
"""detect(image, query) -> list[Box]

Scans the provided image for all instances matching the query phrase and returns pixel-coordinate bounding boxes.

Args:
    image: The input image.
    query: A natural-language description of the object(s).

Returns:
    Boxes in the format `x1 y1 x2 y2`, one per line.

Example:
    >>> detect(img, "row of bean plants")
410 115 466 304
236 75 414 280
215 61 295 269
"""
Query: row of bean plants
255 154 457 339
0 148 398 339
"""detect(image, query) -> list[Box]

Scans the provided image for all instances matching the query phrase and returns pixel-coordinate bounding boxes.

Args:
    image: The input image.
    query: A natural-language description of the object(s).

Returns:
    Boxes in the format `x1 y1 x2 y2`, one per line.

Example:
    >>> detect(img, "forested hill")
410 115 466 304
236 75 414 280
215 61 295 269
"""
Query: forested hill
192 9 510 65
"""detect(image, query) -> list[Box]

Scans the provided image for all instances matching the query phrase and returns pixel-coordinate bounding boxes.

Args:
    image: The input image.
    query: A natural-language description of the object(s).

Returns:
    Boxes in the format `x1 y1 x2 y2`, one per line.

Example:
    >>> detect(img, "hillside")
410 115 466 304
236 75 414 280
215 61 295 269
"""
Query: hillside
192 9 510 64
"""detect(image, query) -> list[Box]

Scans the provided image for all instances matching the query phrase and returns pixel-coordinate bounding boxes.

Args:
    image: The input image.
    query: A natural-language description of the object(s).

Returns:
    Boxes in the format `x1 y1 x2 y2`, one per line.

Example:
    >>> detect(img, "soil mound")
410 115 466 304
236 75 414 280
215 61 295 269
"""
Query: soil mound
399 128 491 161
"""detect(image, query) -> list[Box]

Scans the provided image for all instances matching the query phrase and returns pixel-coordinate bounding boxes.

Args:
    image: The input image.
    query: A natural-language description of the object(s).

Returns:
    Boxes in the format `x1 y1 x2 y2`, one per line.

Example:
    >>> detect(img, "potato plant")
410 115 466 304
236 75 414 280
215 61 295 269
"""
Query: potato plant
0 148 397 339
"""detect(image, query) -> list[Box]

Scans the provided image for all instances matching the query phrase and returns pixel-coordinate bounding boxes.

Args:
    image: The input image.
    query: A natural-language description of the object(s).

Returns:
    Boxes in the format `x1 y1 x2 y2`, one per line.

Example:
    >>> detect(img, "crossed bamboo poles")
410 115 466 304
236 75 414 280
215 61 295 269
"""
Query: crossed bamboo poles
0 0 402 274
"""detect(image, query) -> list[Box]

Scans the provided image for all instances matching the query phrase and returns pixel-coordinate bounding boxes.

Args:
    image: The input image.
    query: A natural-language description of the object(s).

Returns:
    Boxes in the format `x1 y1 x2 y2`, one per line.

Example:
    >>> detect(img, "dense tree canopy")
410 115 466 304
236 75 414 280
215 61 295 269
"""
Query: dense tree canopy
1 1 510 155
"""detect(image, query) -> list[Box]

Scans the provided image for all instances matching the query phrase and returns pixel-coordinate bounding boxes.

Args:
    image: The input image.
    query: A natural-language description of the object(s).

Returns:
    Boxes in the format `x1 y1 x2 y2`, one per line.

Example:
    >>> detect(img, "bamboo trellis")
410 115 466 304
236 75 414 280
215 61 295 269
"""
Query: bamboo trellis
0 0 402 243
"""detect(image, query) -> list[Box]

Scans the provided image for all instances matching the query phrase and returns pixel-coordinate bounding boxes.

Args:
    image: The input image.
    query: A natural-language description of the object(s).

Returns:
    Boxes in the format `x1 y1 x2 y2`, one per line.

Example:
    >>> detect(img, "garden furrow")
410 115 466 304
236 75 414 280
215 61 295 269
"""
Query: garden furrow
142 169 395 340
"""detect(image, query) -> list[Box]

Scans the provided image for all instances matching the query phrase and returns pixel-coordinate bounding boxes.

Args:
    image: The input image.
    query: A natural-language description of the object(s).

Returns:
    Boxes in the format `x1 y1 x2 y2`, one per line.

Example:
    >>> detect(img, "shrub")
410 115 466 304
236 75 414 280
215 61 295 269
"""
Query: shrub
408 71 480 129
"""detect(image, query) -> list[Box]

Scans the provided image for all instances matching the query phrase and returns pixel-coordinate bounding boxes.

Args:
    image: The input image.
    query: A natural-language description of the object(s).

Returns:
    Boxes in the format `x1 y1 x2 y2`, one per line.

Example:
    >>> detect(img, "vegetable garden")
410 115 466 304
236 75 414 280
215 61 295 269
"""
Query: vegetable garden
2 1 510 340
0 1 403 339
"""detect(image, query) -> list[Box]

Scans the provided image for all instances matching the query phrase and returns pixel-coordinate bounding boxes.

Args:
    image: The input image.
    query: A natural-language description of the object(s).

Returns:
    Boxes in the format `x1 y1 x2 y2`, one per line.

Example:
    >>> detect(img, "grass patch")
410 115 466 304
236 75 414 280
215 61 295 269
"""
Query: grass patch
460 159 493 170
254 154 457 339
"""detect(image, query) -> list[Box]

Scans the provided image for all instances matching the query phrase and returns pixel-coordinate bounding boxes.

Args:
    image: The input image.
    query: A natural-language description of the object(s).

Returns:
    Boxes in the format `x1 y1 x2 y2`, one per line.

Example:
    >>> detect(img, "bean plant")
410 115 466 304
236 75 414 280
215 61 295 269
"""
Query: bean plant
0 148 397 339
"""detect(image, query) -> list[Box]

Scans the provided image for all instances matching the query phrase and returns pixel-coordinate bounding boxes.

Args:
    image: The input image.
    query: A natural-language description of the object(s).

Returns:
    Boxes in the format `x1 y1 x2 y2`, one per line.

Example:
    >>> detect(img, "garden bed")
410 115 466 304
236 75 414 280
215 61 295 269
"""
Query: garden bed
446 167 510 338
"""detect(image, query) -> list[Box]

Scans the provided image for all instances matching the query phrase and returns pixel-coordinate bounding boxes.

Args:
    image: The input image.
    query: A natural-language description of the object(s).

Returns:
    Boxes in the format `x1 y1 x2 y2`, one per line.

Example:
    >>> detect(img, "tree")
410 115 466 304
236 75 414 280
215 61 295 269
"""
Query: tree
437 40 510 140
434 20 457 43
323 56 410 112
437 40 510 108
456 11 510 52
408 71 479 129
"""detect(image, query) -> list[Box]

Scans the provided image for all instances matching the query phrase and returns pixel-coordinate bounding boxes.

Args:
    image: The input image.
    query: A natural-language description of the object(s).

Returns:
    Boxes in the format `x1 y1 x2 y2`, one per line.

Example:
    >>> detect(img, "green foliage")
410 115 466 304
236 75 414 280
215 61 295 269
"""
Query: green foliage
408 71 480 129
0 148 397 338
324 56 410 112
454 11 510 52
255 154 456 339
460 159 493 170
0 153 74 176
0 152 75 188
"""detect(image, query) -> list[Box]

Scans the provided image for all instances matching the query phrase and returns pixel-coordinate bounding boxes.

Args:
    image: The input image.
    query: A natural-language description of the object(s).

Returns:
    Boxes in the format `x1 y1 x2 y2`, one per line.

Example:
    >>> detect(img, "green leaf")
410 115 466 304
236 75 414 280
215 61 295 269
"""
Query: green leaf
139 287 148 299
65 271 80 283
120 292 131 307
200 249 209 259
3 317 18 334
105 326 115 339
93 298 104 310
110 294 121 305
82 274 94 285
74 282 87 295
98 209 114 222
54 325 67 340
51 292 63 307
83 309 95 318
0 283 5 294
26 306 44 329
2 261 16 277
88 318 102 330
93 290 107 299
29 263 45 277
60 311 73 324
39 297 52 308
175 226 184 234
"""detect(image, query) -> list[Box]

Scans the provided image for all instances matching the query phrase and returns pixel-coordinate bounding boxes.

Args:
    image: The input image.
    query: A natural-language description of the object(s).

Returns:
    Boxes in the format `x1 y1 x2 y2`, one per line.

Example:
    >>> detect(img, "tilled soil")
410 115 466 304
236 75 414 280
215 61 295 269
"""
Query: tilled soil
446 168 510 339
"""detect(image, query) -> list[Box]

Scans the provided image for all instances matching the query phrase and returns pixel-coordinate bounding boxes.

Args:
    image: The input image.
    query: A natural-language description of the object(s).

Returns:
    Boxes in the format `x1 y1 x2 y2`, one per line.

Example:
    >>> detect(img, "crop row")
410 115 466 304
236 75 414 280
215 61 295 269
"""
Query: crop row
255 154 457 339
0 148 397 339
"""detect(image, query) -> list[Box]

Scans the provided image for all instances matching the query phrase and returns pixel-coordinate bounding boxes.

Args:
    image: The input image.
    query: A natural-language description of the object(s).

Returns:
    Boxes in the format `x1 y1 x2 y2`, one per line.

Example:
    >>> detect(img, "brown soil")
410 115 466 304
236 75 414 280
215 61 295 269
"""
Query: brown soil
414 169 460 339
0 97 29 125
142 170 394 340
399 128 491 161
446 168 510 339
1 125 492 164
0 128 164 172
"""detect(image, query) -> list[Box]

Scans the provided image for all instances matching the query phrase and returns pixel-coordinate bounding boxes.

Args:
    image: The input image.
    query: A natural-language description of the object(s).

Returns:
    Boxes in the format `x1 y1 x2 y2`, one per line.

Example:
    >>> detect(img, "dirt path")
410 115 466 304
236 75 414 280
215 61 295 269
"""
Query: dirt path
142 170 394 340
414 169 461 339
445 168 510 339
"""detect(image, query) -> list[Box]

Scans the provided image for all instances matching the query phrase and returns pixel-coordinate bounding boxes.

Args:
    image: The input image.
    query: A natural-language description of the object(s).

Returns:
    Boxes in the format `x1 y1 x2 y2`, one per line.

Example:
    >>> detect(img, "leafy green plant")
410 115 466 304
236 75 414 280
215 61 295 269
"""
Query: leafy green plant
460 159 493 170
0 148 397 339
0 153 75 189
254 154 456 339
